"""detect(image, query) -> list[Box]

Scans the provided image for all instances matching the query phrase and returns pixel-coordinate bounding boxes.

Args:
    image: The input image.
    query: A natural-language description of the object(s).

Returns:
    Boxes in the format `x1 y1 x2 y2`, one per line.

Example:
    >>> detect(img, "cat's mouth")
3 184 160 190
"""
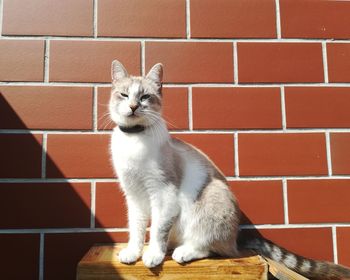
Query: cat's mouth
127 113 139 118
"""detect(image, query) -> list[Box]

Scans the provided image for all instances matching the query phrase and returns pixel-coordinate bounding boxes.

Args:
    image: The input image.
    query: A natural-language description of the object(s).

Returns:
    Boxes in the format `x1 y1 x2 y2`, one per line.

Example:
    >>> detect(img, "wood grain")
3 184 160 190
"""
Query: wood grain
77 244 268 280
265 257 308 280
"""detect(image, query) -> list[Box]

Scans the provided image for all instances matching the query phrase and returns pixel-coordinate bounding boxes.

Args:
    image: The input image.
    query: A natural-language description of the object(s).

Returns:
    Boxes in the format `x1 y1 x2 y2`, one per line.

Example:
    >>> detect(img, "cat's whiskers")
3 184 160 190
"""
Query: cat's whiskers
103 119 114 130
98 111 114 130
143 109 179 130
100 118 113 130
150 125 159 144
141 110 160 126
97 102 110 107
142 111 166 144
98 111 111 121
147 118 161 144
159 115 179 129
142 110 165 130
146 114 163 143
98 110 112 121
155 122 165 143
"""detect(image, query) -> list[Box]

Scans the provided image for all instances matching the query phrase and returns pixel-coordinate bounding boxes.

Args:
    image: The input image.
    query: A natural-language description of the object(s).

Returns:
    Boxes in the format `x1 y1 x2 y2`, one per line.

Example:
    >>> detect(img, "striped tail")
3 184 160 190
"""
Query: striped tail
239 237 350 279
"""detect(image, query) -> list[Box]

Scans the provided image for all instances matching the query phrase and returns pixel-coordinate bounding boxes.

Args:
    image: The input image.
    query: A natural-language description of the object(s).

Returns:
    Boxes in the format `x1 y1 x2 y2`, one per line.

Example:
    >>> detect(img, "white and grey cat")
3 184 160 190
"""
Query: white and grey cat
109 60 350 279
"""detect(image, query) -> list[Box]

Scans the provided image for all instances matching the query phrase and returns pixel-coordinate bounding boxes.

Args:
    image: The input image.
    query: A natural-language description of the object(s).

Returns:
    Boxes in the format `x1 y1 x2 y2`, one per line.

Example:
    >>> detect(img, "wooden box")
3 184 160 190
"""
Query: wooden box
77 244 268 280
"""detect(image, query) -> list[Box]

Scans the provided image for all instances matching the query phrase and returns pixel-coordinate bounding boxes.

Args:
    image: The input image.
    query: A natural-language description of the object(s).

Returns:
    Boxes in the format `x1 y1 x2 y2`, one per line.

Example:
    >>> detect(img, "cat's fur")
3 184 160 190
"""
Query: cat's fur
109 60 350 279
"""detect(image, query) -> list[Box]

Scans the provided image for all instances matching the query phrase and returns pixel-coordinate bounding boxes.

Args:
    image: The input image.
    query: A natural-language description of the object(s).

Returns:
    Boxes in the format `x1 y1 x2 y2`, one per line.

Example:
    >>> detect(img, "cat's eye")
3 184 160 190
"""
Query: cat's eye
141 94 151 101
120 93 128 98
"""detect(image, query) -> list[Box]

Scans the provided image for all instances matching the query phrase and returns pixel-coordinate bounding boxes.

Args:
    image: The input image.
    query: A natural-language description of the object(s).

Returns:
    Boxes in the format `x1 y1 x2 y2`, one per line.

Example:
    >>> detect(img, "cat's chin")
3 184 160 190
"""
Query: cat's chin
115 115 141 126
115 113 160 129
117 119 148 129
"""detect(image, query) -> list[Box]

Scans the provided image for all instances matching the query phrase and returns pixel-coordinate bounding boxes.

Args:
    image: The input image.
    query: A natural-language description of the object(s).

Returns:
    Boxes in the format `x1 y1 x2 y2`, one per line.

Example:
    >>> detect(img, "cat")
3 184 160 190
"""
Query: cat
109 60 350 279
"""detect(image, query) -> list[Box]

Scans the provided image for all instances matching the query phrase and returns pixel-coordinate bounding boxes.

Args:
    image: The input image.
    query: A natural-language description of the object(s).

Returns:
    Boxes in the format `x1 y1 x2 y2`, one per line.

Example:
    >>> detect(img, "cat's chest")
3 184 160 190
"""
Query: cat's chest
111 131 161 173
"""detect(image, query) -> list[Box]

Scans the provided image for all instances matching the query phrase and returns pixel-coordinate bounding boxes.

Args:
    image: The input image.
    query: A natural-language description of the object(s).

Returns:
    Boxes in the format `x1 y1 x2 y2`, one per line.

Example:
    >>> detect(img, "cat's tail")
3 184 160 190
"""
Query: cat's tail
239 236 350 279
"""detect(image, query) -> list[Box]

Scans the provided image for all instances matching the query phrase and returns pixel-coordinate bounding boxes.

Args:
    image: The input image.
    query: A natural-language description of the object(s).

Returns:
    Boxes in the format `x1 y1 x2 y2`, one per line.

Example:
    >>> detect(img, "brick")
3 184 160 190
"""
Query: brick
229 180 284 225
237 43 324 83
0 86 93 130
0 234 40 280
238 133 328 176
337 227 350 267
331 133 350 175
280 0 350 39
327 43 350 83
98 0 185 38
160 87 189 130
173 134 234 176
146 42 233 83
0 183 91 229
97 88 114 130
50 41 140 83
242 228 334 262
288 179 350 224
0 134 42 178
192 87 282 130
0 182 90 228
95 183 127 228
191 0 276 38
285 87 350 128
2 0 93 36
45 232 128 280
98 87 188 130
0 40 44 82
46 134 114 178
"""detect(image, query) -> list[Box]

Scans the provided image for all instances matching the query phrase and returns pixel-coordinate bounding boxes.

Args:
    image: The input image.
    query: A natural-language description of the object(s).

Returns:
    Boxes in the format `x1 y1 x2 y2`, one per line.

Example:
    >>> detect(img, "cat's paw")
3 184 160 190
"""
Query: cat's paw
172 245 193 263
172 245 209 263
142 248 165 268
118 247 140 264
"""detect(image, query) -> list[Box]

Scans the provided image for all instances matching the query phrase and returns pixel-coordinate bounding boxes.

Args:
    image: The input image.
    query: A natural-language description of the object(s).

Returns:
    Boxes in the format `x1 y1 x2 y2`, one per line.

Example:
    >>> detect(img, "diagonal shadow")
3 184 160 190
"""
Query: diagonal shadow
0 90 126 280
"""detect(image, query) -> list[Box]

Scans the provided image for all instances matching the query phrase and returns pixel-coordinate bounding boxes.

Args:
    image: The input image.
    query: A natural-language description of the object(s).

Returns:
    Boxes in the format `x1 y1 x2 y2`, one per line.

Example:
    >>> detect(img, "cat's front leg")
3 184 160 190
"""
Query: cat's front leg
119 194 150 264
142 188 179 268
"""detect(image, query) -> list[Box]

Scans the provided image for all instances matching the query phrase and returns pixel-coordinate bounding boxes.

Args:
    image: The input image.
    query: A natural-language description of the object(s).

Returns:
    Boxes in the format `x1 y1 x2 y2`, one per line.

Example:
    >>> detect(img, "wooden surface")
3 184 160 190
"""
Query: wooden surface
77 243 268 280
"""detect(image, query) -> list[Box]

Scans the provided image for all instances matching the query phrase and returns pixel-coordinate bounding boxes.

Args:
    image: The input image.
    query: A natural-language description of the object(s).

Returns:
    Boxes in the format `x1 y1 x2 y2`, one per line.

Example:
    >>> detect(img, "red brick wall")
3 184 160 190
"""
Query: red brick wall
1 0 350 279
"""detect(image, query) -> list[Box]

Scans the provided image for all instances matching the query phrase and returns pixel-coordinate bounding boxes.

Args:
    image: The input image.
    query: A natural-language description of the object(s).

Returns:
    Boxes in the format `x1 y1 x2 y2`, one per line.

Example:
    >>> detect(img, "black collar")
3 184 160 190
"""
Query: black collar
118 125 145 133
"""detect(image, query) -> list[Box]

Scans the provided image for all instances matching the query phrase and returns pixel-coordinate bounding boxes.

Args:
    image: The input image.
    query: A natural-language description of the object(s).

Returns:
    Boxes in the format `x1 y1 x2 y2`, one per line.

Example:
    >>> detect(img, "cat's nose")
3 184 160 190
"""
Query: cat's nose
129 104 139 113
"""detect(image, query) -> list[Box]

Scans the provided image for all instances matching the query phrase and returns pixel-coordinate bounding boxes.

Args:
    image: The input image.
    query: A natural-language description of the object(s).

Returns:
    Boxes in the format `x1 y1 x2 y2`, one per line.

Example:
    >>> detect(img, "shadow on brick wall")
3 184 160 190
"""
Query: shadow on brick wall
0 92 128 280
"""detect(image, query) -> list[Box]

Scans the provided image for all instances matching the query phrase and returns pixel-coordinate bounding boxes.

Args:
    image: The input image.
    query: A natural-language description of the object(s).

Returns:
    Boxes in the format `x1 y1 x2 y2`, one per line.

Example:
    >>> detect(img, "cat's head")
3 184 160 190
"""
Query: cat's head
109 60 163 129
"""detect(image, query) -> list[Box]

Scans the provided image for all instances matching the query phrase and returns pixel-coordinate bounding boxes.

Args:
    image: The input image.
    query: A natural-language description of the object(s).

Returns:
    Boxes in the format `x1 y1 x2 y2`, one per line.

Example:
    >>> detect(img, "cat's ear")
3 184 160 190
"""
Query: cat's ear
111 60 128 82
146 63 163 86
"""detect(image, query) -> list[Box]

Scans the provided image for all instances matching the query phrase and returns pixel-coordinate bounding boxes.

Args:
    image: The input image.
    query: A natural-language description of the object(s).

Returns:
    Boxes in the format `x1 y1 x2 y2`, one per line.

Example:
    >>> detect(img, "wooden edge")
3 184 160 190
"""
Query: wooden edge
264 257 309 280
77 243 270 279
79 243 268 265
